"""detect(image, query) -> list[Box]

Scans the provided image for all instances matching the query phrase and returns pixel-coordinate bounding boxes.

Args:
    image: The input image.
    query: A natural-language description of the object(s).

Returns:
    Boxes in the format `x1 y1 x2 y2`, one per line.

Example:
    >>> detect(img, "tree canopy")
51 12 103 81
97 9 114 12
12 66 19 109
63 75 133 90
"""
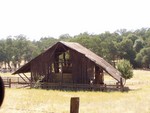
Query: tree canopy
0 28 150 69
117 60 133 80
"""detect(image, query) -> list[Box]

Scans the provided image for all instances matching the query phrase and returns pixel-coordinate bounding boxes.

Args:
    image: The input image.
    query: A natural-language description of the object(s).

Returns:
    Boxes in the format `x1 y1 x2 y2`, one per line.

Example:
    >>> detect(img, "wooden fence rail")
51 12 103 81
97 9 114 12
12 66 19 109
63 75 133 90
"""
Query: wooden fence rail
1 77 124 91
2 77 30 84
2 78 11 88
2 77 30 88
32 82 124 91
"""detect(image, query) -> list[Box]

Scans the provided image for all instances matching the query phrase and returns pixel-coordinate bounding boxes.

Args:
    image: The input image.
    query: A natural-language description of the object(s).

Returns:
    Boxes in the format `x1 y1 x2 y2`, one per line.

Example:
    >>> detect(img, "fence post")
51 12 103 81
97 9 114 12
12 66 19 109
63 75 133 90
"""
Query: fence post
70 97 79 113
18 77 19 83
9 79 11 88
30 81 32 88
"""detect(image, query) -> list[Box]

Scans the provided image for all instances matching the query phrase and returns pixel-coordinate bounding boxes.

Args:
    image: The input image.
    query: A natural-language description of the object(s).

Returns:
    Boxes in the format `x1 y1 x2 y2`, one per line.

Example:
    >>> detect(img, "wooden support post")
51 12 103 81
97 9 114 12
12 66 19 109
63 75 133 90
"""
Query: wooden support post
7 77 9 83
9 79 11 88
116 82 119 88
18 77 19 83
70 97 79 113
30 81 32 88
120 78 124 91
120 78 123 87
104 84 107 91
61 62 63 85
18 74 28 84
23 73 31 82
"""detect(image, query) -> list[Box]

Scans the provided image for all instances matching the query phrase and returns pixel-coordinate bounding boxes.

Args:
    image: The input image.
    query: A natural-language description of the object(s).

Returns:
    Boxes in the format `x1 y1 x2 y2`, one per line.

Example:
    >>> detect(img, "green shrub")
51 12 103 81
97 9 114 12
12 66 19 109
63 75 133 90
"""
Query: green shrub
117 60 133 80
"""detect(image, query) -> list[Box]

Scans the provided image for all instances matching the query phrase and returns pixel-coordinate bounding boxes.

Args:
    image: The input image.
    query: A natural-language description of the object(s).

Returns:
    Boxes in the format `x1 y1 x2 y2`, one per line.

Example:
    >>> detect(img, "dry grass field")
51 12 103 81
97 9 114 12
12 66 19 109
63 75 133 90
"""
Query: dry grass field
0 70 150 113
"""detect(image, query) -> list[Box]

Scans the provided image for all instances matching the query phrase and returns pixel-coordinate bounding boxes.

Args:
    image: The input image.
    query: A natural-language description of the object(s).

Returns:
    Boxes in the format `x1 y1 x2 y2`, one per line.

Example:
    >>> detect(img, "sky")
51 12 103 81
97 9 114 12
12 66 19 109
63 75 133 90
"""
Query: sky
0 0 150 41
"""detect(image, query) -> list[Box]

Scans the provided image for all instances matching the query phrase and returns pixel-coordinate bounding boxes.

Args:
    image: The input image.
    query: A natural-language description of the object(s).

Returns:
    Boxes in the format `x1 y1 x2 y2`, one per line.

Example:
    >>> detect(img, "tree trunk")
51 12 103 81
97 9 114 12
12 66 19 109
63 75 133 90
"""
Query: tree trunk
7 62 12 70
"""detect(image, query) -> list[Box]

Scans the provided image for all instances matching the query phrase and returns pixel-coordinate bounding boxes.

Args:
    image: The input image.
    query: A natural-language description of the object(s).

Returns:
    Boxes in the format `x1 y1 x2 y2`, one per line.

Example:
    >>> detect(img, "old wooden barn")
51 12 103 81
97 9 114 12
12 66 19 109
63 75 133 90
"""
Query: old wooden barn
13 41 125 90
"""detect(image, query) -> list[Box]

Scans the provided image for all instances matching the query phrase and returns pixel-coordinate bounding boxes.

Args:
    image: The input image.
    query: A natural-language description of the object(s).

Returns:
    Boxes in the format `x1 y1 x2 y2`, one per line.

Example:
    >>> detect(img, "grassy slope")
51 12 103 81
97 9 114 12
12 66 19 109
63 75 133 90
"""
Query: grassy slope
0 70 150 113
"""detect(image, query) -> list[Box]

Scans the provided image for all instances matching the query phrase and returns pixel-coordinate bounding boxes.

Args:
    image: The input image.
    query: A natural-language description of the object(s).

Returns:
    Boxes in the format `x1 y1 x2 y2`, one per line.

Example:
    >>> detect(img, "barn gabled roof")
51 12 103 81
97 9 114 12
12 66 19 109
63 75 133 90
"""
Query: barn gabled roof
13 41 125 83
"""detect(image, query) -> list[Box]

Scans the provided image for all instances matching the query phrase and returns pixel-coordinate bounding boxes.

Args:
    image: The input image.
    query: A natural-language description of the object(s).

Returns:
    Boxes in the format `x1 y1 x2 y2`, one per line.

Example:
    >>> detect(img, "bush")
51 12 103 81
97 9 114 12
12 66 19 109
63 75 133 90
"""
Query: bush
117 60 133 80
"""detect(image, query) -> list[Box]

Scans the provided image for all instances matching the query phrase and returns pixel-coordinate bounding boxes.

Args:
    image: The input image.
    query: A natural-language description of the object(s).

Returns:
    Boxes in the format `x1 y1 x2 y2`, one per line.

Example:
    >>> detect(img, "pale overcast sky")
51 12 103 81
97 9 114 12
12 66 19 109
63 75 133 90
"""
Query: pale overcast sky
0 0 150 40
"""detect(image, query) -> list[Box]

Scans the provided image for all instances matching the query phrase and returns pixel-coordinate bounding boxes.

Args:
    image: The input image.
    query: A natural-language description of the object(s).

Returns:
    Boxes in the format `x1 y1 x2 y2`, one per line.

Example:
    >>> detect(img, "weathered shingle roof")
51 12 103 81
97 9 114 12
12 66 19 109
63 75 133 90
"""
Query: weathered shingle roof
60 41 125 83
13 41 125 83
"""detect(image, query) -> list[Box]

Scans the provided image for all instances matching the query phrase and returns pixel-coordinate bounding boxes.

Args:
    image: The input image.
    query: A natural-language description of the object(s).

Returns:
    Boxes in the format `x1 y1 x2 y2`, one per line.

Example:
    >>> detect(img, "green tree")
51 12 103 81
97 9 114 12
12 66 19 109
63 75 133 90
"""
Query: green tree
117 60 133 81
4 37 14 69
59 34 72 41
127 34 138 43
36 37 58 52
135 53 142 68
133 39 144 53
13 34 29 68
23 41 40 63
135 47 150 68
117 38 136 66
0 40 6 68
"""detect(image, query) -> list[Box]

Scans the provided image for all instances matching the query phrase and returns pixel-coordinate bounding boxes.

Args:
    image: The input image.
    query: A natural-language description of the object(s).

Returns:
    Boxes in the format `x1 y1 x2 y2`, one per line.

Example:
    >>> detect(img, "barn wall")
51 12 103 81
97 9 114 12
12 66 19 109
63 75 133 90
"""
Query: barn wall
30 43 102 85
81 56 88 84
87 59 95 83
30 45 56 82
70 49 93 84
70 49 80 83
